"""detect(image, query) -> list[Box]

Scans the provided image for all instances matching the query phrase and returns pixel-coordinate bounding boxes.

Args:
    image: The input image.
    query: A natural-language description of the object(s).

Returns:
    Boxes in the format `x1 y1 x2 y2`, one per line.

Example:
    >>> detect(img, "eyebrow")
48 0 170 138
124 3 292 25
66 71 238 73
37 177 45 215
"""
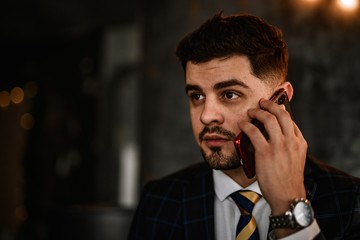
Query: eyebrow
214 79 250 90
185 84 202 94
185 79 250 94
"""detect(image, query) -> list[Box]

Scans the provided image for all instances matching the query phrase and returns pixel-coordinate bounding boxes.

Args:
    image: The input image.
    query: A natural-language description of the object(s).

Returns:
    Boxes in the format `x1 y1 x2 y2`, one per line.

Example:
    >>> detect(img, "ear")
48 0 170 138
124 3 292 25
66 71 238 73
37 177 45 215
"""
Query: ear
276 81 294 101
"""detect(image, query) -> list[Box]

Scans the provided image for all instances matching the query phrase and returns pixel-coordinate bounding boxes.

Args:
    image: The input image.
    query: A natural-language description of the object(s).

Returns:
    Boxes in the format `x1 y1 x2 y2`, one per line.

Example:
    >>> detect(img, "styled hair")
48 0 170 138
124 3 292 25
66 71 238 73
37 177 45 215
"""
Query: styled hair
176 12 288 83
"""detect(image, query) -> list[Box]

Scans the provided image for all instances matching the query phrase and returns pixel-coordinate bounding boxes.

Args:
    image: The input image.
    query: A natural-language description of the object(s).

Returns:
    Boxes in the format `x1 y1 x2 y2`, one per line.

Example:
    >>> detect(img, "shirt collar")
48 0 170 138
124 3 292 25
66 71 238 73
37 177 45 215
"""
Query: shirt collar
213 169 262 201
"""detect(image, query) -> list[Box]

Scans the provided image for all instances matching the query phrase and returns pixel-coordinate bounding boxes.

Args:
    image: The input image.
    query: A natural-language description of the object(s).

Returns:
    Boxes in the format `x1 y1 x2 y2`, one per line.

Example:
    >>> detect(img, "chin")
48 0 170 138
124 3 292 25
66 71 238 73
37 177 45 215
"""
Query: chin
200 147 241 170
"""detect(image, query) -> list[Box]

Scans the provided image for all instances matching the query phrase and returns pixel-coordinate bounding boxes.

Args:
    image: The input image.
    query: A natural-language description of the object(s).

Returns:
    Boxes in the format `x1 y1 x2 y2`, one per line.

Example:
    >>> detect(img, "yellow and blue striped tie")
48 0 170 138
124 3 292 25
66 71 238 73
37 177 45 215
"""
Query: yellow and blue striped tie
230 190 261 240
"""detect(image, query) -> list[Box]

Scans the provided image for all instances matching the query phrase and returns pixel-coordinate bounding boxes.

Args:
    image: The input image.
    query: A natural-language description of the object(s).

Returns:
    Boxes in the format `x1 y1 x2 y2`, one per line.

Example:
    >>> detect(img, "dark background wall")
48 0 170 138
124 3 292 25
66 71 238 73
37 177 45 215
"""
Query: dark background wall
1 0 360 239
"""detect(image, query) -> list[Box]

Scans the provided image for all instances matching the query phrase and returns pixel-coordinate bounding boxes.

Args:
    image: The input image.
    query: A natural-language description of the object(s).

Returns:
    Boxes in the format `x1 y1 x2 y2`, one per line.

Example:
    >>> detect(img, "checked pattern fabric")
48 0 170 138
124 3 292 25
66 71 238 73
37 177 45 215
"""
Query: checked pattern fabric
230 190 261 240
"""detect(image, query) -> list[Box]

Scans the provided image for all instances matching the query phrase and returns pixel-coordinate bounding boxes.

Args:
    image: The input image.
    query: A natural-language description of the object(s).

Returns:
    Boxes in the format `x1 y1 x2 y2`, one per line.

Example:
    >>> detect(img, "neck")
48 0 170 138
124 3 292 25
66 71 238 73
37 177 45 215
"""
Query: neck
222 167 256 188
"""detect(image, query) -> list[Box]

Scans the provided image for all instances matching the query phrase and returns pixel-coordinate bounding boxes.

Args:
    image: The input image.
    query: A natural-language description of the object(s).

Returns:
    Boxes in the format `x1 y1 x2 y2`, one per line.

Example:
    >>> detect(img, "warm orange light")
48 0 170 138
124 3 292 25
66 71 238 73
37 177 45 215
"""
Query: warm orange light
297 0 321 10
20 113 35 130
0 91 10 108
10 87 24 104
15 205 28 221
337 0 359 10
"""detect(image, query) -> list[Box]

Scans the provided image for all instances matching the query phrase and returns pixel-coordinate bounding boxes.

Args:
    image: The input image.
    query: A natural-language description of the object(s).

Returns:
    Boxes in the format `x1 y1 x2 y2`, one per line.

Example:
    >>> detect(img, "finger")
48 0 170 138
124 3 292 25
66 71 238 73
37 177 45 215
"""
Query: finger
259 99 295 137
238 120 268 150
247 107 283 142
293 121 304 139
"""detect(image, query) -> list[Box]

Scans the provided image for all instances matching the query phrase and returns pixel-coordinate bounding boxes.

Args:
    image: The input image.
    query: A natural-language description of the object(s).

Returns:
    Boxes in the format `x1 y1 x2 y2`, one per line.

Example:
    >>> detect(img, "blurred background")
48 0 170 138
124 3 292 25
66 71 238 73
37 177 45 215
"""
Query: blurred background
1 0 359 239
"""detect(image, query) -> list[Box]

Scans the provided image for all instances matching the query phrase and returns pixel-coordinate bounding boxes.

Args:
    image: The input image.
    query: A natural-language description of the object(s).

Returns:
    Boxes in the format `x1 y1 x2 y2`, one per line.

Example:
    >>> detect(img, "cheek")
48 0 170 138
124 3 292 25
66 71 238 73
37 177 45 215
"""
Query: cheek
189 109 202 141
190 116 201 138
224 108 247 129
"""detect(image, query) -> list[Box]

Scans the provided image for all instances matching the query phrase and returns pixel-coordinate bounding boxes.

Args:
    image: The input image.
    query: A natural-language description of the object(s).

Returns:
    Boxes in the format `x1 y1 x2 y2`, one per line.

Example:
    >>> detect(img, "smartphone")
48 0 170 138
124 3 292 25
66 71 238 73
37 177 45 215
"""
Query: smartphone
234 88 294 179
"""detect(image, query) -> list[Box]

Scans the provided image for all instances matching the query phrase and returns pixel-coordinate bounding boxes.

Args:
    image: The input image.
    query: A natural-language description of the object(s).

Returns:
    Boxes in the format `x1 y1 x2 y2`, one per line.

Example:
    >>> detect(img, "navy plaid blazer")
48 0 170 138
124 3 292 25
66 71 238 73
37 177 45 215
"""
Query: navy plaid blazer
128 156 360 239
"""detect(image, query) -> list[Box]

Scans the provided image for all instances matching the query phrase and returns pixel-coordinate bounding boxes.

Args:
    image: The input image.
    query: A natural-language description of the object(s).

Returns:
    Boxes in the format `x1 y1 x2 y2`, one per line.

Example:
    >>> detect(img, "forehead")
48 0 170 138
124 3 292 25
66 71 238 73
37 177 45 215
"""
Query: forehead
186 56 251 78
185 56 267 91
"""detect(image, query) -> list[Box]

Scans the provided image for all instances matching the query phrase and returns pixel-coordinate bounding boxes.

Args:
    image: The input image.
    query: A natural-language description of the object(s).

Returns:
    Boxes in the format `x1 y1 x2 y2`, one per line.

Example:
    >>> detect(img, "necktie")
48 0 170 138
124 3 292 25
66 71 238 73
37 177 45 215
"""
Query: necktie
230 190 261 240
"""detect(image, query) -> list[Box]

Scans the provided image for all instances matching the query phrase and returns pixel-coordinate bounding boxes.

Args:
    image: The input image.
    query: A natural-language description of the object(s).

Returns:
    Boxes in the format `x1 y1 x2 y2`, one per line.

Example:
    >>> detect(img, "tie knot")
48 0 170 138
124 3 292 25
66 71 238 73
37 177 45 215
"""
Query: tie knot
230 190 261 214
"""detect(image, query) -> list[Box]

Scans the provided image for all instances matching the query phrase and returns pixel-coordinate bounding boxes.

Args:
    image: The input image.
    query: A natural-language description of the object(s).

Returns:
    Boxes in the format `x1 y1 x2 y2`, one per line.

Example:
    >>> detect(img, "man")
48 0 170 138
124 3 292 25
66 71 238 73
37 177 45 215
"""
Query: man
128 12 360 239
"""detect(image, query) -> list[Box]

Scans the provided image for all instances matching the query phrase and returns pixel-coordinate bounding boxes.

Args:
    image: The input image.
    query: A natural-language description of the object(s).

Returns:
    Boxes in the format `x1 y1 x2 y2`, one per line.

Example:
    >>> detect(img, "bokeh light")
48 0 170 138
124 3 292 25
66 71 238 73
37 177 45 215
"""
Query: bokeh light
337 0 359 10
10 87 24 104
20 113 35 130
15 205 28 221
0 91 11 108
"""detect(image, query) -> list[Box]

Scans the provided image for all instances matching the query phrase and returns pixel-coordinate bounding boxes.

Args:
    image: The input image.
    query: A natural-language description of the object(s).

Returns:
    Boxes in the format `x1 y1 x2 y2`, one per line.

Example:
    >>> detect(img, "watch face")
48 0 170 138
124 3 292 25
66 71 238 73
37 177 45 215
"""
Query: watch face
293 200 314 227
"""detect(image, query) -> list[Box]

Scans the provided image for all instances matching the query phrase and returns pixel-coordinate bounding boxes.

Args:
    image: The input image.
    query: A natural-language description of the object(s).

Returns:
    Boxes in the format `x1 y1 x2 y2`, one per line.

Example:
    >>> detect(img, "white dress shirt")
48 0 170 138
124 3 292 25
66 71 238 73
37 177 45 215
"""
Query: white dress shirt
213 169 320 240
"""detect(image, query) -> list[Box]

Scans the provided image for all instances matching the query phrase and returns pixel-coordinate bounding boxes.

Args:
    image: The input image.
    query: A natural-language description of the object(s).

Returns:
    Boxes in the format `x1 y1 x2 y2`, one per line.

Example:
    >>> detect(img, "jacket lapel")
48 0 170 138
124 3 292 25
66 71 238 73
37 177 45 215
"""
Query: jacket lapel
182 163 215 240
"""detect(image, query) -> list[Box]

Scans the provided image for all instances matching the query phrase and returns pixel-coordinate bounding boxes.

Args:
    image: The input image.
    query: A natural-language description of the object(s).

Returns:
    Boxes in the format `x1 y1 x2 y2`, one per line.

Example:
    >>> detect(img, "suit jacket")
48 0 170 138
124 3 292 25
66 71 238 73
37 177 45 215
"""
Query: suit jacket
128 156 360 240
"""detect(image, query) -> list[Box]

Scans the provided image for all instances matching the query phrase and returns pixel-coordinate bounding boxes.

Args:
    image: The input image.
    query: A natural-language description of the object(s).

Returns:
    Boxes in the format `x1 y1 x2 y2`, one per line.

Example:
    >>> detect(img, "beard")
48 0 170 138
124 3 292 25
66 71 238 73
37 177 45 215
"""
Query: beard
201 147 241 170
199 126 241 170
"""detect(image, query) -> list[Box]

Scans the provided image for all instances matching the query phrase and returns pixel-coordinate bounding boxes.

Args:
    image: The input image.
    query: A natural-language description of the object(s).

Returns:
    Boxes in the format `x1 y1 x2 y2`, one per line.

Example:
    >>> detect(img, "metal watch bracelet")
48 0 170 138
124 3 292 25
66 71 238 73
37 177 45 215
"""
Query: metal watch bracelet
269 198 314 229
269 211 302 229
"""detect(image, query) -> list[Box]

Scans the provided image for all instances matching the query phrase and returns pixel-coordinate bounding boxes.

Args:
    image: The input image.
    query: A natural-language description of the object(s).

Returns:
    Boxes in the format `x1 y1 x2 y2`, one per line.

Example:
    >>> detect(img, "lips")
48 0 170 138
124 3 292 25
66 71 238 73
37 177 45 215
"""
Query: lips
203 134 231 148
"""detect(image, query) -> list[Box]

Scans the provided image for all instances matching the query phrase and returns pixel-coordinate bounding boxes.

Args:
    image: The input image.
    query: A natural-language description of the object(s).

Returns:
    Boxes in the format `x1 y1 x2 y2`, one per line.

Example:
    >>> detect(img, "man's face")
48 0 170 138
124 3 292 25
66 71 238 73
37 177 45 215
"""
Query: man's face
185 55 274 170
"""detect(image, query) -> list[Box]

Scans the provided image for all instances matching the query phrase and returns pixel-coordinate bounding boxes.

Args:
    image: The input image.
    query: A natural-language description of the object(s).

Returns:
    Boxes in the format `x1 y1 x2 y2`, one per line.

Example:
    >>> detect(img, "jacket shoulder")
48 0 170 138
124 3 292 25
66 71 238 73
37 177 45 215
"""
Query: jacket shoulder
128 162 214 240
305 156 360 239
143 162 213 198
306 156 360 189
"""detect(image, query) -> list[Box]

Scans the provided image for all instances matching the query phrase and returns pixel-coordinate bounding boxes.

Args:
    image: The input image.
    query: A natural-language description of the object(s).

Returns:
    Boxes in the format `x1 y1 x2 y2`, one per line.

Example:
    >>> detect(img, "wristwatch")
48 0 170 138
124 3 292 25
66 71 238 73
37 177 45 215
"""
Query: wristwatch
269 198 314 229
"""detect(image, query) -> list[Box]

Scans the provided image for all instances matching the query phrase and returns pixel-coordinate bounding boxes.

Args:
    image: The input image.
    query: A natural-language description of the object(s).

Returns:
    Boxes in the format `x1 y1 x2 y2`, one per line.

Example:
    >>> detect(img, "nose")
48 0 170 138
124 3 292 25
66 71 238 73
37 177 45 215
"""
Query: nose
200 98 224 126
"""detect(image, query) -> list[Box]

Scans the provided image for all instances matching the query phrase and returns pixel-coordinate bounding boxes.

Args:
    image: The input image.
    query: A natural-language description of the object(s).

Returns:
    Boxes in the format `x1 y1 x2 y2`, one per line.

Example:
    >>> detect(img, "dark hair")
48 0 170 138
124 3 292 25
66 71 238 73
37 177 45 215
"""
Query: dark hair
176 12 288 83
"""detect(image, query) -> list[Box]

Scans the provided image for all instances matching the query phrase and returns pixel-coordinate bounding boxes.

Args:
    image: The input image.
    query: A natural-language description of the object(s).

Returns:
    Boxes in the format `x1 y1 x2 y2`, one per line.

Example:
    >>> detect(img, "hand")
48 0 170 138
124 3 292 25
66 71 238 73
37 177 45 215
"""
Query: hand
238 98 308 215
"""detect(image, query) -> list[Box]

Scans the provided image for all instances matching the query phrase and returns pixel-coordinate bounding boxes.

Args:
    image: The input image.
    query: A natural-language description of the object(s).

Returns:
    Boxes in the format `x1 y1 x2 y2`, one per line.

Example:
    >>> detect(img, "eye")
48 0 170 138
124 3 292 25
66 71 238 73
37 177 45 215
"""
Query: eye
189 92 205 102
222 91 240 100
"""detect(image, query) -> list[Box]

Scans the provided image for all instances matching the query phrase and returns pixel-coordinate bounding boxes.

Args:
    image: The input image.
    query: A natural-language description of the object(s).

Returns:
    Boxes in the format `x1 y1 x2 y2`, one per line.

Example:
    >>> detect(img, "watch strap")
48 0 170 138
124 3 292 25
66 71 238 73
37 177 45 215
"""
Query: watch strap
269 211 302 229
269 198 314 229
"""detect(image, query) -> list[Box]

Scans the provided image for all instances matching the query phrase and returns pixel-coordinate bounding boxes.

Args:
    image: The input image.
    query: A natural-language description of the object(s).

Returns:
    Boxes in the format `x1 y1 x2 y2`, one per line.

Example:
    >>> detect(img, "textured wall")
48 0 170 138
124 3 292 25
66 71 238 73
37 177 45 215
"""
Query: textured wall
279 2 360 176
140 0 360 184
